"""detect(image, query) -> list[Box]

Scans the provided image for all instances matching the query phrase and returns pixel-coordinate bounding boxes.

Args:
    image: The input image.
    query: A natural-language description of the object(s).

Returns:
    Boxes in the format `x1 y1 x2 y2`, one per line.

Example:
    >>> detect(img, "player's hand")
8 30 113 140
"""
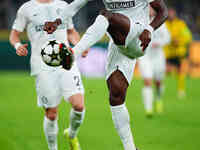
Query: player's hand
81 49 90 58
43 19 62 34
43 21 58 34
16 44 28 56
139 29 152 51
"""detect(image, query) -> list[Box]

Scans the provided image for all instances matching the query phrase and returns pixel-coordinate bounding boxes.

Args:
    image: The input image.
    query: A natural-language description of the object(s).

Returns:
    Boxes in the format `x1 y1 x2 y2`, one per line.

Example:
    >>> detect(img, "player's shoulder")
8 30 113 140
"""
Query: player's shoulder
17 0 35 13
175 18 187 28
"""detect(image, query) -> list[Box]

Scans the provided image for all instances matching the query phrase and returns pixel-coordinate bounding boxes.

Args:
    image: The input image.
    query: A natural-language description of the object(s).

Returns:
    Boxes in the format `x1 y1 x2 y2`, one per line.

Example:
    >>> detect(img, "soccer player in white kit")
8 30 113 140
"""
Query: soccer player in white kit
9 0 89 150
138 7 170 117
44 0 168 149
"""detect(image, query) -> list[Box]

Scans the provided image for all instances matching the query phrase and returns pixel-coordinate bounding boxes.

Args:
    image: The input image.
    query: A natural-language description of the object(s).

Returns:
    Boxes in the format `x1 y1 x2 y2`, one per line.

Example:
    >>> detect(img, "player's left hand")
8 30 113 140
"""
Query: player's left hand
43 19 62 34
139 29 152 51
81 49 90 58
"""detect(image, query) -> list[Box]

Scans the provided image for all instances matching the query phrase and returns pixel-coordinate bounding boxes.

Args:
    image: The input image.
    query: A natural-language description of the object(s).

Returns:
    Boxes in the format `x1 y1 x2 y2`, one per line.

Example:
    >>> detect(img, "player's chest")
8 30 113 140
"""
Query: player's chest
167 24 181 38
103 0 147 10
27 6 64 25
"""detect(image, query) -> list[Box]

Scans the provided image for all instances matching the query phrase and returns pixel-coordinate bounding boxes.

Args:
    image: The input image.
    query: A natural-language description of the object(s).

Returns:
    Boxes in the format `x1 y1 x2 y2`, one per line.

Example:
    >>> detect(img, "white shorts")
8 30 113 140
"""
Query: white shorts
106 40 137 84
105 15 148 84
35 63 84 108
138 52 166 81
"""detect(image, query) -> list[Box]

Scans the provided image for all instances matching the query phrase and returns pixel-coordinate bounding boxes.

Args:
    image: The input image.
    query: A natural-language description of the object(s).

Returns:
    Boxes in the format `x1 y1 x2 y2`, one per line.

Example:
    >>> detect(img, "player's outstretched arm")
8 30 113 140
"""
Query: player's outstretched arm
61 0 89 20
73 15 109 57
9 30 28 56
139 0 168 51
150 0 168 31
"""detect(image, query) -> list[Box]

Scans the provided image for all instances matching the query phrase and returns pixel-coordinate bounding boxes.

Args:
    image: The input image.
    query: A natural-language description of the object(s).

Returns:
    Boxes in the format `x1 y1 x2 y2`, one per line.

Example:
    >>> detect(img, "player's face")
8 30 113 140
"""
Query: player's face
37 0 53 3
168 8 176 21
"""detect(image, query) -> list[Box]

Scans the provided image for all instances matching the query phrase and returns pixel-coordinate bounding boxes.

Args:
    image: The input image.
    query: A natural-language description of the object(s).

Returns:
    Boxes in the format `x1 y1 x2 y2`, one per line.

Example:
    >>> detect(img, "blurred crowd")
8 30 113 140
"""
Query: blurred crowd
0 0 200 39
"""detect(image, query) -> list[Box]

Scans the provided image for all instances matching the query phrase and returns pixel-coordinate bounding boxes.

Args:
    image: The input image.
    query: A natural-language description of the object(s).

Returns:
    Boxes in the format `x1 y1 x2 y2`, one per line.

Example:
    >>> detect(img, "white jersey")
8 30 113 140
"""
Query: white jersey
12 0 74 76
103 0 155 24
145 23 170 59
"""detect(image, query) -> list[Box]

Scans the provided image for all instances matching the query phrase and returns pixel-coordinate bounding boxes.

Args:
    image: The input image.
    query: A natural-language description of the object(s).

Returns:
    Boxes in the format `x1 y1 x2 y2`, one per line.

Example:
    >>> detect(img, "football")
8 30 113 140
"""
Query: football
41 40 62 66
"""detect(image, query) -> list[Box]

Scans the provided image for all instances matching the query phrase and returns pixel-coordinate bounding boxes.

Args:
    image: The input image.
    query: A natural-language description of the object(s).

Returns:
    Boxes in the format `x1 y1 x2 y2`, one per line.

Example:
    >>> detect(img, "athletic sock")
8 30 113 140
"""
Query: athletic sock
68 109 85 139
43 116 58 150
142 86 153 112
156 85 164 101
73 15 109 57
110 104 136 150
178 74 185 93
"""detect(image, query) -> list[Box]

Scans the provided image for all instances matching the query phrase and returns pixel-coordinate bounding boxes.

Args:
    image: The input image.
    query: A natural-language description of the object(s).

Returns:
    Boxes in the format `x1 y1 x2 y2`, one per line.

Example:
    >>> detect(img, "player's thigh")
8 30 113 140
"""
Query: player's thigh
35 71 62 108
138 56 153 79
106 42 136 84
60 65 84 102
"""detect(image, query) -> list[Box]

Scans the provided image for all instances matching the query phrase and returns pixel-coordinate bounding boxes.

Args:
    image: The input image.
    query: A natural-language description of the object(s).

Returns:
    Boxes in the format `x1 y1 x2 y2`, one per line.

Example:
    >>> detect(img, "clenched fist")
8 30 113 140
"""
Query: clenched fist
43 19 62 34
139 29 152 52
16 44 28 56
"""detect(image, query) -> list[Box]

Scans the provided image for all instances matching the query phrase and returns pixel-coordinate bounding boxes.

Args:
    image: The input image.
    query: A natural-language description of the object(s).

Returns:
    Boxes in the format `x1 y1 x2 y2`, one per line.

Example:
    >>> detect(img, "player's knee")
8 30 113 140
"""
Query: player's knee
73 103 85 112
109 84 126 106
69 94 85 112
144 78 152 86
155 80 161 87
45 108 58 121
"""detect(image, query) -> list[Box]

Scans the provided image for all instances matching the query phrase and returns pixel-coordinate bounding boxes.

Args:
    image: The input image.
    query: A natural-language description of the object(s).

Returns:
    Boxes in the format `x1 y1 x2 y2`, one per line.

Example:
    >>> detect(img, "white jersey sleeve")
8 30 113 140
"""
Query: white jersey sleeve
12 5 28 32
61 0 88 23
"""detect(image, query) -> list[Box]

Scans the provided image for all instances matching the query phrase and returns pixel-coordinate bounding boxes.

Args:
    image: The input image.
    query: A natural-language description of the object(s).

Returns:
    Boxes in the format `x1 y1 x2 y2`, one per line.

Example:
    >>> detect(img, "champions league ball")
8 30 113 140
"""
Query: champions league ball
41 40 62 66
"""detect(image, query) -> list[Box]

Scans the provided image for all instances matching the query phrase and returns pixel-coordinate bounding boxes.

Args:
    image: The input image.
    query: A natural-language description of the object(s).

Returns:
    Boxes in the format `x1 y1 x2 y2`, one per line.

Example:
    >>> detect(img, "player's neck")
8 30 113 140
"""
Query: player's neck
36 0 54 4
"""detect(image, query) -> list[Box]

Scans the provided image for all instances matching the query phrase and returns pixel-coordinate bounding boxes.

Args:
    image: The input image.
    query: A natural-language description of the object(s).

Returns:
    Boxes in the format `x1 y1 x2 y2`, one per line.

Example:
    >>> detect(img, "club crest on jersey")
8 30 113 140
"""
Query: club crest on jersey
106 0 135 9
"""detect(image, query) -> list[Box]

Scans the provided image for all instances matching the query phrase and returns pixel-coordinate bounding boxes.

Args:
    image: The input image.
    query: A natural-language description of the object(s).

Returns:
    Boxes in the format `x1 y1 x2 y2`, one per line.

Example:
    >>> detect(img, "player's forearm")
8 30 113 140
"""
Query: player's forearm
73 15 109 57
61 0 89 22
9 30 22 48
150 0 168 31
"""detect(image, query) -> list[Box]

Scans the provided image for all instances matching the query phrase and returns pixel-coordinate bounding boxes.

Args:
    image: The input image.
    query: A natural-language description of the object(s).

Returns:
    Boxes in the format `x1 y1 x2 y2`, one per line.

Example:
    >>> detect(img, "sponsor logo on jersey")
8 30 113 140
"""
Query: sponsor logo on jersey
35 24 66 32
106 0 135 9
35 25 44 32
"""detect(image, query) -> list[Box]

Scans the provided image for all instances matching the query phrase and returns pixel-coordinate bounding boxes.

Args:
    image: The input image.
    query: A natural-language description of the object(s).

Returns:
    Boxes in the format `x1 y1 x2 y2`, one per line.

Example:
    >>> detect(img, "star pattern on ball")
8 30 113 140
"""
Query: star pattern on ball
48 40 58 47
41 48 46 56
51 50 59 61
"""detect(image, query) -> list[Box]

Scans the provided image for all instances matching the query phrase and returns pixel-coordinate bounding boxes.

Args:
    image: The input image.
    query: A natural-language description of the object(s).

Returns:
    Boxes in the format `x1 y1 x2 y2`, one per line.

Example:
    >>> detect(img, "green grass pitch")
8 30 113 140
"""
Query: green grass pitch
0 71 200 150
